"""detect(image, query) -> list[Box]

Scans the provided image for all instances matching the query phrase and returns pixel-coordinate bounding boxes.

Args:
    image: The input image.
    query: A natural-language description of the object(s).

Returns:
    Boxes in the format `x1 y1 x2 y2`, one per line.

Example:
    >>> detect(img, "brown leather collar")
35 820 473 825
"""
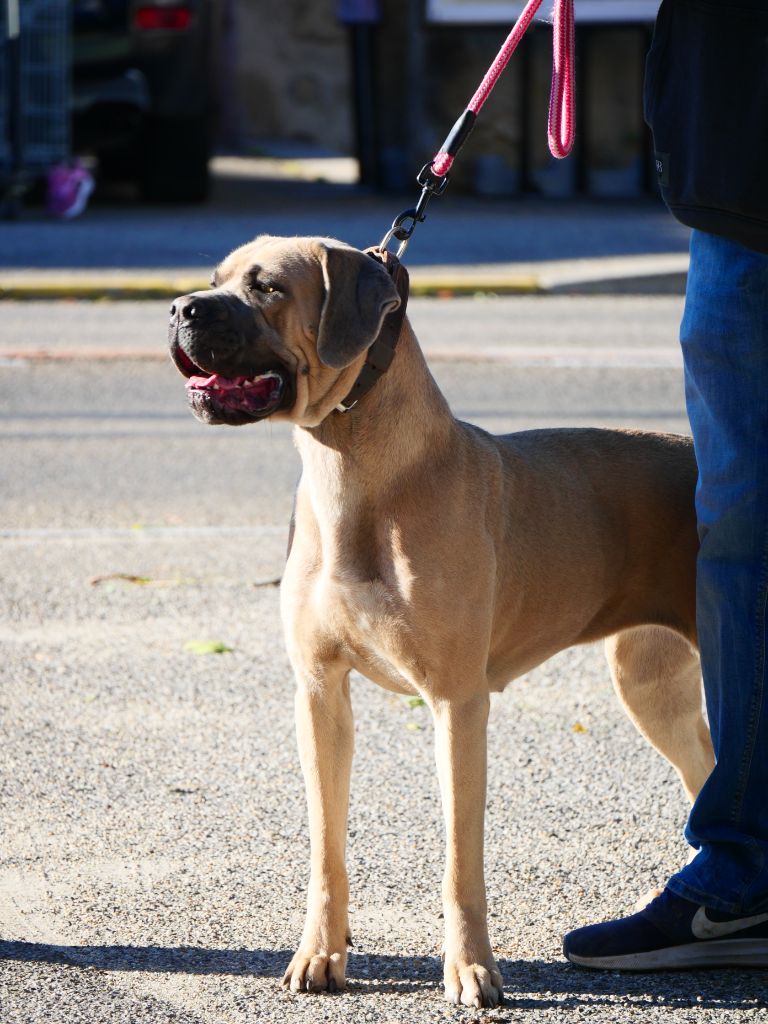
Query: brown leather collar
335 247 410 413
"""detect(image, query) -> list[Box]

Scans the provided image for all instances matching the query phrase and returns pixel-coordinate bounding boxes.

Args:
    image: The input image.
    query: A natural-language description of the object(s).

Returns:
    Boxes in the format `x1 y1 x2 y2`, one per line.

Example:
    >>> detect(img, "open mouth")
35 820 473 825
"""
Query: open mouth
171 342 289 424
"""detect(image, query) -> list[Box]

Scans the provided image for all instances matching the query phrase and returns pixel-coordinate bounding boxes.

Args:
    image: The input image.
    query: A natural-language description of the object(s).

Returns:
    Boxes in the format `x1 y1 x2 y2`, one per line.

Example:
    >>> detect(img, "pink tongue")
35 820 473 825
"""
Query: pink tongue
185 372 282 401
186 373 240 391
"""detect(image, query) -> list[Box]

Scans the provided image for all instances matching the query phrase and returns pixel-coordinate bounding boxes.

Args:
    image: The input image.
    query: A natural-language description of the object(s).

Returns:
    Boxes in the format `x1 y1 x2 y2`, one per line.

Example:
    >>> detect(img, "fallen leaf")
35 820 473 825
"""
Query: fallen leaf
90 574 198 588
89 574 152 586
405 696 426 709
572 722 588 733
405 722 422 732
184 639 233 655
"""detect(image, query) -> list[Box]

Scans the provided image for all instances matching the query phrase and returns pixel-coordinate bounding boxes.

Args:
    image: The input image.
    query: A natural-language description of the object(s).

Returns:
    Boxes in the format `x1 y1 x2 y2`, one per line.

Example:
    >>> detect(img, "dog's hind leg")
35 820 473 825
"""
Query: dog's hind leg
604 626 714 805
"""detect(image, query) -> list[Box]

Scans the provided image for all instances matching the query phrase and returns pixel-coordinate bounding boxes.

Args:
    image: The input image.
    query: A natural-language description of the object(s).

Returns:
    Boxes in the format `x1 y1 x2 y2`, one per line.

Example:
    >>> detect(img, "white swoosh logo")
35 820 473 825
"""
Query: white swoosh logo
691 906 768 939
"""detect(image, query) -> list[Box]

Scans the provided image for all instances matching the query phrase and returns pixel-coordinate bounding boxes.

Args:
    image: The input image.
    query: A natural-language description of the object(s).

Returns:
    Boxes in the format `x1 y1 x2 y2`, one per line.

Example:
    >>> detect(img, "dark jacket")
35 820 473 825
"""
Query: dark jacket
644 0 768 253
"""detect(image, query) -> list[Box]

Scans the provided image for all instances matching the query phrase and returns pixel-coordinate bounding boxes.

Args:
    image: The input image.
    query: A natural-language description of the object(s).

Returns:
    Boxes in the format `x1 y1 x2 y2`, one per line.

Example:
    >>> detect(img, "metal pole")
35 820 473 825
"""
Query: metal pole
519 31 532 192
349 23 379 188
4 0 24 217
574 23 588 194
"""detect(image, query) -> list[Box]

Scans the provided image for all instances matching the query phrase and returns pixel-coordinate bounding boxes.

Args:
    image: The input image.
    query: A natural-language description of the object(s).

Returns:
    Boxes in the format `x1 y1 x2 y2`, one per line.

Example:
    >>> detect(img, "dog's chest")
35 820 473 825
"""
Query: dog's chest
318 570 422 695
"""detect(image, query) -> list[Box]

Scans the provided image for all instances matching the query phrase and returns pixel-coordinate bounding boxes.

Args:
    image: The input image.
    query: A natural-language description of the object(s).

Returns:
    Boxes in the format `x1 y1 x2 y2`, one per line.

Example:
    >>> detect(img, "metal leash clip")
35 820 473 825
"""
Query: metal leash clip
380 162 450 259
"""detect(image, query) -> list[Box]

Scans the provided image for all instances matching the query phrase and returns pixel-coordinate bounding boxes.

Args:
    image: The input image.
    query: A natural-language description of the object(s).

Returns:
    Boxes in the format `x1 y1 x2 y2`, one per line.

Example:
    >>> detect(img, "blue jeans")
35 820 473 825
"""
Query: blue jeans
667 230 768 915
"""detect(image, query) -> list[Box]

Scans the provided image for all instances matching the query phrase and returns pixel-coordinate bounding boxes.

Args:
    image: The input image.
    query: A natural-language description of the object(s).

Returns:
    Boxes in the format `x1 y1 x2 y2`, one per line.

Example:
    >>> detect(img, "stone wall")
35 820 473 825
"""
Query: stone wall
233 0 353 152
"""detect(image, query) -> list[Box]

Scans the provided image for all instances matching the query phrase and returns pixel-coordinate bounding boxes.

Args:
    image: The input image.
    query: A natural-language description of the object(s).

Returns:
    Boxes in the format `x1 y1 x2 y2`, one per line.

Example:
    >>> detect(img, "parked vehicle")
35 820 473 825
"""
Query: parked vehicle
72 0 216 202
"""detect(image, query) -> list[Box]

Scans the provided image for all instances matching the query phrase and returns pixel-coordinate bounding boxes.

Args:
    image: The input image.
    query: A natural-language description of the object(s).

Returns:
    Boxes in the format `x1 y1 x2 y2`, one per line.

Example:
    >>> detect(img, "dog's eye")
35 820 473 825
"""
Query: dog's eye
246 272 280 296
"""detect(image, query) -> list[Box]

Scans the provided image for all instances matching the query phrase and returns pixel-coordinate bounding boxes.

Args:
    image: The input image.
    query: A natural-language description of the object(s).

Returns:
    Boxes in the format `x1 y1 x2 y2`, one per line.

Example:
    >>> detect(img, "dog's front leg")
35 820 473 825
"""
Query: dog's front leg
283 668 353 993
432 692 503 1008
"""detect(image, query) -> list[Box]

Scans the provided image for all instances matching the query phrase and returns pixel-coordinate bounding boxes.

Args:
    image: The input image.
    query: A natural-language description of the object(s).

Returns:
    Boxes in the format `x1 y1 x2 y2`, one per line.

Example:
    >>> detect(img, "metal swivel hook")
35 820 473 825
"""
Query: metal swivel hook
379 163 450 258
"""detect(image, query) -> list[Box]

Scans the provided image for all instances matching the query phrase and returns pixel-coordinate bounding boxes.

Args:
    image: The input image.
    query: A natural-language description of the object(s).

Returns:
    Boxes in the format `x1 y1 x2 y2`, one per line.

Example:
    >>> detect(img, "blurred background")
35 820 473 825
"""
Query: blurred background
1 0 662 211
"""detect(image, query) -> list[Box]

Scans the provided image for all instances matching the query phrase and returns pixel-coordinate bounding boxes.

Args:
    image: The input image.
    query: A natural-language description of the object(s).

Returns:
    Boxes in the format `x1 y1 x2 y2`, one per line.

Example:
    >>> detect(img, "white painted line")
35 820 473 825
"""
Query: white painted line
0 525 288 543
424 345 683 368
0 349 166 363
1 344 682 369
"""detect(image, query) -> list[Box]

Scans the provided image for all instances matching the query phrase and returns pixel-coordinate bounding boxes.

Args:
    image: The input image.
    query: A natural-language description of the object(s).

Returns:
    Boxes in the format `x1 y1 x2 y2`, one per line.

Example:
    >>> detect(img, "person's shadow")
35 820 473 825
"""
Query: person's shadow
1 940 765 1012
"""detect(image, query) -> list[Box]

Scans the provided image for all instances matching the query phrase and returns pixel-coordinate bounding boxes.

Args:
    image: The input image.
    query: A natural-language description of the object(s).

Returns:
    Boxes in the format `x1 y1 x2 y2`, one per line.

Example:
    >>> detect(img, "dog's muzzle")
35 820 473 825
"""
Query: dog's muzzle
168 292 290 426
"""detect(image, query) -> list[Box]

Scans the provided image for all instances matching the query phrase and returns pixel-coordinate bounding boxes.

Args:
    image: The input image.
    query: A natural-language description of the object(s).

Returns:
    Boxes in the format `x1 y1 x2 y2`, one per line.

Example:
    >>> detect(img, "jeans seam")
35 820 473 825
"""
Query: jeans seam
732 509 768 905
736 510 768 817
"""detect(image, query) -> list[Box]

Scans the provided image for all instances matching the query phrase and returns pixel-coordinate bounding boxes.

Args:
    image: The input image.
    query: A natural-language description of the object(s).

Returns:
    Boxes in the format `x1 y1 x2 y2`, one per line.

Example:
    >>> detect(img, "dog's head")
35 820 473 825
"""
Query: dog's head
168 235 401 427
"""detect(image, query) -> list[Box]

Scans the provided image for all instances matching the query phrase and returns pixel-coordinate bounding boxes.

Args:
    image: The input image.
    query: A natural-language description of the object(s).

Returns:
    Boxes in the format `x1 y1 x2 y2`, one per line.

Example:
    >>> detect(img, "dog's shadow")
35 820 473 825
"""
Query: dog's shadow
1 940 764 1011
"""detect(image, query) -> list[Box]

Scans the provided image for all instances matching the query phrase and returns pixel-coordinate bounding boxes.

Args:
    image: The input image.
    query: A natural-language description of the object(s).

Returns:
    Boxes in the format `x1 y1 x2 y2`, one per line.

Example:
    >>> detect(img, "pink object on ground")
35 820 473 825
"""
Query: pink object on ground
46 161 95 219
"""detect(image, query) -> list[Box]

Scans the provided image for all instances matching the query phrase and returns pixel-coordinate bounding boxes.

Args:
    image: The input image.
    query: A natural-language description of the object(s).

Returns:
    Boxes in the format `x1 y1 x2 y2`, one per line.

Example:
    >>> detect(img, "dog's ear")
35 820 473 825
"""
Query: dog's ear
315 244 401 369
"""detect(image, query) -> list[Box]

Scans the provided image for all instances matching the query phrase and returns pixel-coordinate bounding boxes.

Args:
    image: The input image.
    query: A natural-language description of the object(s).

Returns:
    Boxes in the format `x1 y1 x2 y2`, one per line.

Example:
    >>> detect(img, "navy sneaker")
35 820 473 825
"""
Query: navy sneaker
563 888 768 970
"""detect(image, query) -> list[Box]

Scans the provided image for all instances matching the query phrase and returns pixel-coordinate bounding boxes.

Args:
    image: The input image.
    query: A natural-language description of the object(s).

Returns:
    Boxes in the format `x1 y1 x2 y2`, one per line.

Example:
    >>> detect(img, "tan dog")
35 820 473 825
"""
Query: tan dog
168 235 714 1008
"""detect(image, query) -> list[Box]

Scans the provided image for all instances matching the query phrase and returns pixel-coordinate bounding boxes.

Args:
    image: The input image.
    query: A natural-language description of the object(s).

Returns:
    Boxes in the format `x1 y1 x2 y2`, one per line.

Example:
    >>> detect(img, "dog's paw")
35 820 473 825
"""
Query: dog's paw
634 885 663 911
443 956 503 1008
282 948 347 994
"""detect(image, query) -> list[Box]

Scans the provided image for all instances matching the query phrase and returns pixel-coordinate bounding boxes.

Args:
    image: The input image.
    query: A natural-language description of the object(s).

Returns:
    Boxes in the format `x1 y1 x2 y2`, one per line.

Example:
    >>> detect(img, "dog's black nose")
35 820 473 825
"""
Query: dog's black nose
169 296 203 321
171 293 229 324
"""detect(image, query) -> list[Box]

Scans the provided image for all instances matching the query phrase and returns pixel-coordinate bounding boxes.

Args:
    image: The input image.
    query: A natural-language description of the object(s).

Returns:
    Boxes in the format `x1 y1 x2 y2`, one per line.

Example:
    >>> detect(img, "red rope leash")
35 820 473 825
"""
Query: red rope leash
380 0 575 257
432 0 575 178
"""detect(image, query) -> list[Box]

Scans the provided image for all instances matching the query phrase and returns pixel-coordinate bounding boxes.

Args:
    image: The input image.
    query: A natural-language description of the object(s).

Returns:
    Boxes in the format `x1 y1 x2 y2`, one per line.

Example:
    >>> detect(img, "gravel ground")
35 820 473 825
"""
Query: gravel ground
2 543 764 1022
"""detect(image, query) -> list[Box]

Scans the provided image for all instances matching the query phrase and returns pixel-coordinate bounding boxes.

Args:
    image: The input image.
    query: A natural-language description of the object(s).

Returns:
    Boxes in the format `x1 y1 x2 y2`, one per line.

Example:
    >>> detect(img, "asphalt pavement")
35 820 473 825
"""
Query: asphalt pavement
3 291 767 1023
0 155 691 297
2 296 690 527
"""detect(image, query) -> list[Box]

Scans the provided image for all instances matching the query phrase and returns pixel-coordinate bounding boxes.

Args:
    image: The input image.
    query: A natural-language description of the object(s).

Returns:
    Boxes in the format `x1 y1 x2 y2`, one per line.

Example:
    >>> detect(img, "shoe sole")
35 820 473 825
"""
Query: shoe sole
566 938 768 971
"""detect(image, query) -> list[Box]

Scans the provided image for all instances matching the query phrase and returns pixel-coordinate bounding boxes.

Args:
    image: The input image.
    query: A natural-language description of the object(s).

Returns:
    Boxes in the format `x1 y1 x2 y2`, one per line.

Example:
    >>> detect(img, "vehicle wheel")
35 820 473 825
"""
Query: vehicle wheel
139 115 211 203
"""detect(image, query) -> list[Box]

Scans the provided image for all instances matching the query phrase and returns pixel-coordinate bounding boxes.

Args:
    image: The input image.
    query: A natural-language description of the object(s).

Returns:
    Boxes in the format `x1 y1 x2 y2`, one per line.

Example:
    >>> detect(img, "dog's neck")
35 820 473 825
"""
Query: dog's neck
294 321 455 565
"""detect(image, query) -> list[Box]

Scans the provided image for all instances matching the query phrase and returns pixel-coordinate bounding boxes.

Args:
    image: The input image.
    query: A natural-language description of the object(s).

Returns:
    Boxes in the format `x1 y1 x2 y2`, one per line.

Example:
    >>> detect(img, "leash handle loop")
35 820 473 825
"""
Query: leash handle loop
547 0 576 159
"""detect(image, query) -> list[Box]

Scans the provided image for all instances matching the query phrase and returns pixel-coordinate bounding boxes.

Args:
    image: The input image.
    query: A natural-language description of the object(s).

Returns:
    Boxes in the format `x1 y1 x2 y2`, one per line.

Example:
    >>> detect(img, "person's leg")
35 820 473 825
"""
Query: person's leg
563 230 768 968
669 229 768 914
